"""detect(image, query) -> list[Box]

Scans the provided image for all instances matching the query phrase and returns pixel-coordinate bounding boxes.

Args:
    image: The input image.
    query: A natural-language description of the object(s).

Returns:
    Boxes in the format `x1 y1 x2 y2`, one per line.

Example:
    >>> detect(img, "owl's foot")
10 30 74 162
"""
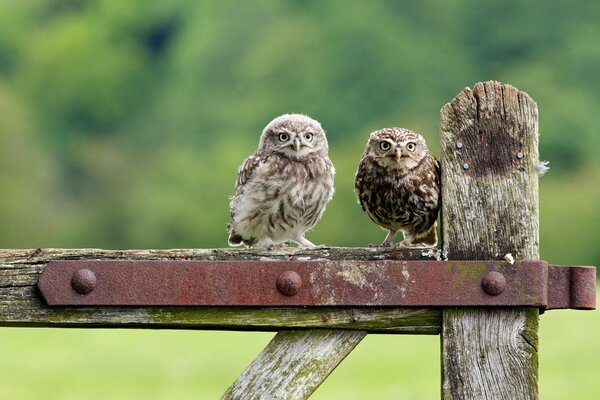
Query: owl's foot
399 238 437 248
295 236 316 248
381 229 397 247
265 243 288 250
398 239 420 248
368 243 391 248
398 232 417 247
248 239 287 250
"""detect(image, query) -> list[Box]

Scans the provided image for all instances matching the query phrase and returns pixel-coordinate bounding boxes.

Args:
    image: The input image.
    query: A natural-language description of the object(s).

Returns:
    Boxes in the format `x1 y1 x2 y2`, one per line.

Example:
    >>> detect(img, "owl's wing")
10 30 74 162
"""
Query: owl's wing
354 161 367 205
235 153 266 189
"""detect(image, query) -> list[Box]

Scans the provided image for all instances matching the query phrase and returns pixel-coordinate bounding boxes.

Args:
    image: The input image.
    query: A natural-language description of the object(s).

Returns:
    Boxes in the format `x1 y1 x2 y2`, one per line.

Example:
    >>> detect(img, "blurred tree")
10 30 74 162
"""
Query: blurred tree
0 85 62 246
0 0 598 267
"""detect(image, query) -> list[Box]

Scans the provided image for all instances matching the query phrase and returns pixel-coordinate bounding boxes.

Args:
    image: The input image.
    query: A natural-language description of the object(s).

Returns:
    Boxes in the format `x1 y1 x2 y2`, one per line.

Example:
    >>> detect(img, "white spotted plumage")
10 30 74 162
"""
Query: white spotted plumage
354 127 440 247
228 114 335 247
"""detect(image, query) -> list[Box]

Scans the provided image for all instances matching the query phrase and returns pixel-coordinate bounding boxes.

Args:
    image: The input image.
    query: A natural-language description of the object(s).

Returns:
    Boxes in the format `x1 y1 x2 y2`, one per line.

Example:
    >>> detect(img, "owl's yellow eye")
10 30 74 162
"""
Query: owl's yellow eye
278 132 290 142
379 141 391 151
406 142 416 152
304 132 313 142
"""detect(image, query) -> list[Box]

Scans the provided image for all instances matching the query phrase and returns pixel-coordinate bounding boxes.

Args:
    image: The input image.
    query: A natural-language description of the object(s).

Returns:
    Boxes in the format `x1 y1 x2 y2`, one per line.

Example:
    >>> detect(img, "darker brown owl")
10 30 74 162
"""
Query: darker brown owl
354 128 440 247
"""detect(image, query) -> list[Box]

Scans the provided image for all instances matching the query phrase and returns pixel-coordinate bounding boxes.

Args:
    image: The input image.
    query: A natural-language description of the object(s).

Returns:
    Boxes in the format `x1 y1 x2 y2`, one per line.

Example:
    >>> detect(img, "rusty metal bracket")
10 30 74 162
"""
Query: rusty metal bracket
37 260 596 310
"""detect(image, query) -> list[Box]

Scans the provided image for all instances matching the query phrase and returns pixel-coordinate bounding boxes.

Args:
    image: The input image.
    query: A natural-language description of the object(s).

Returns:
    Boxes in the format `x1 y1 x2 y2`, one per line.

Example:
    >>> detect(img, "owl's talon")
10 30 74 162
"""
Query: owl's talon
399 240 431 248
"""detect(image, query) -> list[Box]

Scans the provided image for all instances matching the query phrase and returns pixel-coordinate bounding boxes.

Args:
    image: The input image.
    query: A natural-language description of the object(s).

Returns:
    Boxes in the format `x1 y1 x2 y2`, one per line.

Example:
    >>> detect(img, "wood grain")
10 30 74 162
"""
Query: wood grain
221 329 366 400
0 247 439 398
440 81 540 399
0 247 441 333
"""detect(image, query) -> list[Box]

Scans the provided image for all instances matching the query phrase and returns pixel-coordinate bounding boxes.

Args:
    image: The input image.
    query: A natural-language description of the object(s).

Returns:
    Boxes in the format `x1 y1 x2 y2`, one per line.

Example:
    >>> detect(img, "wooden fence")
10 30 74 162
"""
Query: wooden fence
0 81 592 399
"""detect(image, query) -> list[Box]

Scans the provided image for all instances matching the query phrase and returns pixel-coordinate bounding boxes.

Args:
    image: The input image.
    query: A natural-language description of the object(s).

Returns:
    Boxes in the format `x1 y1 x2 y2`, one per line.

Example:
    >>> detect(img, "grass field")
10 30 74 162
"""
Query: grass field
0 297 597 399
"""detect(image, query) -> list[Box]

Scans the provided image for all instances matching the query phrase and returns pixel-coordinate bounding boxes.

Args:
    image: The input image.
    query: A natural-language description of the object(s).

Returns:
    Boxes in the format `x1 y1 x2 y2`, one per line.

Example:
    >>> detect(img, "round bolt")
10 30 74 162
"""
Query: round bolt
456 142 464 149
462 162 470 170
277 270 302 296
481 271 506 296
516 151 524 159
71 268 97 295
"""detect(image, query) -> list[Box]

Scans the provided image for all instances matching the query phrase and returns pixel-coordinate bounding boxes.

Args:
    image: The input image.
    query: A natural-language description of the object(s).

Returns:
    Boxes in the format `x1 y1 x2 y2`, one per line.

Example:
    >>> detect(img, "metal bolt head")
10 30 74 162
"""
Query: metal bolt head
71 268 97 295
481 271 506 296
516 151 524 159
456 142 464 149
462 162 470 170
277 270 302 296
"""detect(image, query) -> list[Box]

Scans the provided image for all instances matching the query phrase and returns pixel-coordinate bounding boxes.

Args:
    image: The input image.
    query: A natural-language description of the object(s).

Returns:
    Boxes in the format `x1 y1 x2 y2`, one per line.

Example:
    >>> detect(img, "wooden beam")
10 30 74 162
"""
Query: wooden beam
440 81 540 399
0 247 440 334
221 329 366 400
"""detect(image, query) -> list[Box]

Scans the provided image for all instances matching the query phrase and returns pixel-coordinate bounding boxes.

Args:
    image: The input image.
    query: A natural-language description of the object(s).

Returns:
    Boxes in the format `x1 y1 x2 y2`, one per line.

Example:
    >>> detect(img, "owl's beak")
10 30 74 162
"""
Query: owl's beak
293 137 301 151
395 149 402 163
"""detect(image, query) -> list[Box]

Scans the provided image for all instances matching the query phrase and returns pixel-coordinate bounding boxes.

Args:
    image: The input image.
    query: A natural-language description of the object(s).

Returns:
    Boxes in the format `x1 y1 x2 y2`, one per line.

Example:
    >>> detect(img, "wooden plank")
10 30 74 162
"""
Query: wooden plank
221 329 366 400
440 81 540 399
0 247 434 263
0 247 441 333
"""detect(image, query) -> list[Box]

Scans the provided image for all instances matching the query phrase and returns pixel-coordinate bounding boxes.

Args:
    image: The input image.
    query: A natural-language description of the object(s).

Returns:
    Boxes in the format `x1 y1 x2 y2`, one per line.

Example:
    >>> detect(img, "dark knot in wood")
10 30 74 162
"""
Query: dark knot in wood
456 126 523 178
448 82 532 179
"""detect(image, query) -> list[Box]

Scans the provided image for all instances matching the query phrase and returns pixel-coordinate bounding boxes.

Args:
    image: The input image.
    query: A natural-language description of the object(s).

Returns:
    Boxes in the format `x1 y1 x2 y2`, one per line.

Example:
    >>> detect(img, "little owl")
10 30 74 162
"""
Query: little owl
354 128 440 247
228 114 335 248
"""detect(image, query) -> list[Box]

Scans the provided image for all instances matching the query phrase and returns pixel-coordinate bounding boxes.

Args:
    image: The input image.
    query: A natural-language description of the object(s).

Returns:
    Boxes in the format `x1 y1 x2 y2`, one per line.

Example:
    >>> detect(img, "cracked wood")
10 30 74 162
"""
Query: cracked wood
221 329 366 400
440 81 540 399
0 247 440 334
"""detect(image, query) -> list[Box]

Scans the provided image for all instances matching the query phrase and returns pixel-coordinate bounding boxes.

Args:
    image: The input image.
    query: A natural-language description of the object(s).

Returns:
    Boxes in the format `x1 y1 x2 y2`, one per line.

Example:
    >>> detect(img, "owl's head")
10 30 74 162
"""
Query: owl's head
363 128 429 172
259 114 328 158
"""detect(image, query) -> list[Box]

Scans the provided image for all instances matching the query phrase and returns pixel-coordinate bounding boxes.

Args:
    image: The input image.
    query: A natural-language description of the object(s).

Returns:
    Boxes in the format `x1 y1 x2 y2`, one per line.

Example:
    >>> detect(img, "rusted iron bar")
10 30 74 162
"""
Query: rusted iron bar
547 265 596 309
37 260 595 310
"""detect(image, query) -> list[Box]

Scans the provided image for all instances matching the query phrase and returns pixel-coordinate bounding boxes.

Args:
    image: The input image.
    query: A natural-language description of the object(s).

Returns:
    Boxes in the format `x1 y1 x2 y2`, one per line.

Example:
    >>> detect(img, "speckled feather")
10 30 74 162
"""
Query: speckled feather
354 128 440 247
228 114 335 247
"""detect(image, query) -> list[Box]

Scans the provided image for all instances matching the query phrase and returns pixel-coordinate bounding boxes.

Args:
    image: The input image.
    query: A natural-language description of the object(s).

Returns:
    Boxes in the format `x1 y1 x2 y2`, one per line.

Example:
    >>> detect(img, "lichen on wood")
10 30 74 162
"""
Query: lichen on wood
440 81 540 399
221 329 366 400
0 246 441 399
0 247 440 333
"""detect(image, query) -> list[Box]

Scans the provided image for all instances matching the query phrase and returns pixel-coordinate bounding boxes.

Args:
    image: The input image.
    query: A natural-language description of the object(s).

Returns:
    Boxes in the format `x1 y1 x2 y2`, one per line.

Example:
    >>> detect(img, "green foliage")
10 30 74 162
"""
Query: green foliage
0 0 598 269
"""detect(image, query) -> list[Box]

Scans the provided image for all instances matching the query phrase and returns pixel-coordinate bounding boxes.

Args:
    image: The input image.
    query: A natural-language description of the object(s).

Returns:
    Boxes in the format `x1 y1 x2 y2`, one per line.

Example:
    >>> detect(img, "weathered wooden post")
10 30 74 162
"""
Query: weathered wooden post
440 81 540 398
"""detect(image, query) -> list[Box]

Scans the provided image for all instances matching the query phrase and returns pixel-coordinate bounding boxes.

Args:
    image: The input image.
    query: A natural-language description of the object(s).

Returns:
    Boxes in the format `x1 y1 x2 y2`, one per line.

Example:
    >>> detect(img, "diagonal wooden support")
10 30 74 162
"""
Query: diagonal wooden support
440 81 540 399
221 329 366 400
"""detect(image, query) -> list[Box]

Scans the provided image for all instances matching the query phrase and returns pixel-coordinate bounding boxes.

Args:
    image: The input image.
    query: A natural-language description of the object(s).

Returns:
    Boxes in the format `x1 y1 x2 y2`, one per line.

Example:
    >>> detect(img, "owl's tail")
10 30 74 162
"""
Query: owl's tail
414 222 438 247
227 225 257 247
228 231 244 246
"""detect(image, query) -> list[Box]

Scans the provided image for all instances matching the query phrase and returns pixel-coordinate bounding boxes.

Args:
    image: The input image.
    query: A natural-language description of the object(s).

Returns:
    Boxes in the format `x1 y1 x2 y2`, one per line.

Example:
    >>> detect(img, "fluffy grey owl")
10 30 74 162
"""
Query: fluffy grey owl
354 128 440 247
228 114 335 248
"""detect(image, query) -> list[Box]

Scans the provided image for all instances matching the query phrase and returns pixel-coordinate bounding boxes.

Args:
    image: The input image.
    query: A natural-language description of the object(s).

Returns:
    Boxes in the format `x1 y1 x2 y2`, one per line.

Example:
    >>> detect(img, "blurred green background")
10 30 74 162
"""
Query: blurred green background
0 1 598 399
